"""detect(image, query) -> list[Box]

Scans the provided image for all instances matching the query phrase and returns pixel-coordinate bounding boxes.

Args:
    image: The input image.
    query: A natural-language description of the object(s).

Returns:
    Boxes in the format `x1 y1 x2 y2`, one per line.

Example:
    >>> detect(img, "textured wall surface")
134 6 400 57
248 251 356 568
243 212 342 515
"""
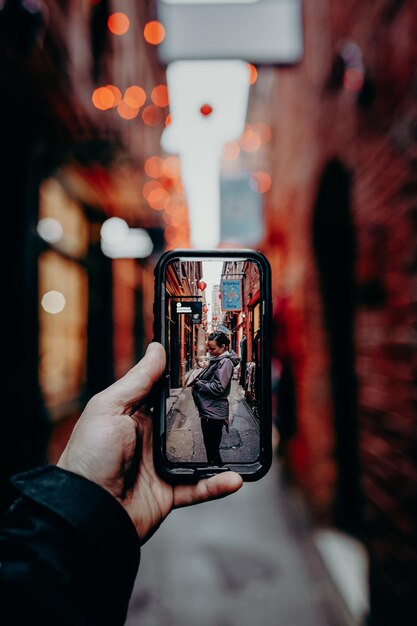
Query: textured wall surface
265 1 417 622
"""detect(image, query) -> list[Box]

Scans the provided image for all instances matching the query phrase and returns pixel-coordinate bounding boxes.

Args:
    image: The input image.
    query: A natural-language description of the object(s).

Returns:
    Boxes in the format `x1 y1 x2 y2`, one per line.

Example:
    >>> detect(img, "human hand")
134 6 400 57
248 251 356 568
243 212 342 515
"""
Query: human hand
58 343 243 544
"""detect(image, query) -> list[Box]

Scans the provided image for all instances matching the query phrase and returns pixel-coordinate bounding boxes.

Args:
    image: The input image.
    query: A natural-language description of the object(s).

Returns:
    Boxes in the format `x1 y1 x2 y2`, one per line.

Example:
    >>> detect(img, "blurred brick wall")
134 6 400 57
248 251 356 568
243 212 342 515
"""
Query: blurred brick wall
264 0 417 622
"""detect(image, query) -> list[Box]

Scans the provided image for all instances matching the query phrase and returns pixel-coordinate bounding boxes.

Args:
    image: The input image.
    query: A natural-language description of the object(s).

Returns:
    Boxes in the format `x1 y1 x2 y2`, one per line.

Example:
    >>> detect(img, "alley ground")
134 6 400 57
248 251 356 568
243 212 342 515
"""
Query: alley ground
166 379 260 464
126 457 357 626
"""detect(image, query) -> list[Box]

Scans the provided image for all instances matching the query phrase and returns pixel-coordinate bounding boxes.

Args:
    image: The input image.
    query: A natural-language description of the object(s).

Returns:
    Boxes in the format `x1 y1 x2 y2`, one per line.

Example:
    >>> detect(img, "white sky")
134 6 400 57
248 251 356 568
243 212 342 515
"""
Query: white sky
201 260 223 318
161 60 250 247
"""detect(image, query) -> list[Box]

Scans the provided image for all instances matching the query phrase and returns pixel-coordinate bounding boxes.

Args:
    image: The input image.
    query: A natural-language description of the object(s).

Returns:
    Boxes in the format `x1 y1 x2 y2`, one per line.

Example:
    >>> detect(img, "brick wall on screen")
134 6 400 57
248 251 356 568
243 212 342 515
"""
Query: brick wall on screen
264 1 417 622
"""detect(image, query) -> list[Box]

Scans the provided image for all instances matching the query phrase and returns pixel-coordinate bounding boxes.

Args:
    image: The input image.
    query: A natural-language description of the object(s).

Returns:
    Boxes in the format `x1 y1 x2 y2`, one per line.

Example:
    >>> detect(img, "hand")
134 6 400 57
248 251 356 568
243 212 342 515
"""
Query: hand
58 343 243 544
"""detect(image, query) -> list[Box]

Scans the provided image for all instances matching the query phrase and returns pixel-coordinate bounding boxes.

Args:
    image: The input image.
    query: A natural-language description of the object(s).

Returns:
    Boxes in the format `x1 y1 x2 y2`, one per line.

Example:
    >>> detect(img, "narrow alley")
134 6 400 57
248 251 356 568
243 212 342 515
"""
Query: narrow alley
167 379 260 464
1 2 416 625
126 458 355 626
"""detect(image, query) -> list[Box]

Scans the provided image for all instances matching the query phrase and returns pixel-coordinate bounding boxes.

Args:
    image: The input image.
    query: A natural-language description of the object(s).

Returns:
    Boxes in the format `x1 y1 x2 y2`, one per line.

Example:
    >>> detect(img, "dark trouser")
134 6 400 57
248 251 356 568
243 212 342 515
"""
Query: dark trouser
200 417 224 465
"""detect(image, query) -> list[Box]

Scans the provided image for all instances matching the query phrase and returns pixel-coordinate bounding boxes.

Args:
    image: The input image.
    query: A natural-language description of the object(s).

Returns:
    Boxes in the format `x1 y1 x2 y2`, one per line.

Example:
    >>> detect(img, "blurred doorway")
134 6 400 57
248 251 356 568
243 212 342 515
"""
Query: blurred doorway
312 159 361 535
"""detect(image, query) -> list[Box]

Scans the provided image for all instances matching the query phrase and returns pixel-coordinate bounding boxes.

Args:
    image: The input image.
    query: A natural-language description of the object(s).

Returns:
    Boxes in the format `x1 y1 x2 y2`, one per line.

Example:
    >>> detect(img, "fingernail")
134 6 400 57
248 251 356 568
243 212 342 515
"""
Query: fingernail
146 342 157 354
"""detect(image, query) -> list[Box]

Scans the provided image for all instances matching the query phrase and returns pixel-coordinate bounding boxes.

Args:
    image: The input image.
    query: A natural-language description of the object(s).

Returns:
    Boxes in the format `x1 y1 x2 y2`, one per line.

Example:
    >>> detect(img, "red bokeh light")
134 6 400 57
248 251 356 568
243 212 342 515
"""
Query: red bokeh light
142 105 164 126
248 64 258 85
144 156 163 179
239 129 261 152
108 12 130 36
92 87 116 110
144 21 166 45
200 104 213 117
343 67 365 92
162 156 181 179
151 85 169 108
117 99 139 120
124 85 146 108
250 171 272 194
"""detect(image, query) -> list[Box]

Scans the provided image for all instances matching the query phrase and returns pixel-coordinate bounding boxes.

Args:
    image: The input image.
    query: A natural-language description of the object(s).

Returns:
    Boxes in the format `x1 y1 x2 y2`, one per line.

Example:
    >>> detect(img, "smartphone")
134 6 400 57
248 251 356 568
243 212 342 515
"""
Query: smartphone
153 249 272 482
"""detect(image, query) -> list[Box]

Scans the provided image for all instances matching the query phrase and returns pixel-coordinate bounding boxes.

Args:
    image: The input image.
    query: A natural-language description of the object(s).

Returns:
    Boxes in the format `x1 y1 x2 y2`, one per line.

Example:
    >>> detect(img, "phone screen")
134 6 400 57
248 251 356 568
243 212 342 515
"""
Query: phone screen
163 255 264 466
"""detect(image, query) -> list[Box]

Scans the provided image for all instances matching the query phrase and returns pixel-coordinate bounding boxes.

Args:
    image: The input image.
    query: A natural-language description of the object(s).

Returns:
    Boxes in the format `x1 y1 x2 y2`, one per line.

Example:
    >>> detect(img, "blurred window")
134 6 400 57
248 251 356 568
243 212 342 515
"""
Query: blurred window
38 178 89 418
39 178 89 258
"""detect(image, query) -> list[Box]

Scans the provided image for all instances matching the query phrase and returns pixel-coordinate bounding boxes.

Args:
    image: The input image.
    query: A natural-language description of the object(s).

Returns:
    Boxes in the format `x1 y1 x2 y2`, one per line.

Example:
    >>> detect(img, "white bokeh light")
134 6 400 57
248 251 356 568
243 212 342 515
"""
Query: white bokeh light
41 290 66 314
101 226 154 259
37 217 64 244
100 217 129 246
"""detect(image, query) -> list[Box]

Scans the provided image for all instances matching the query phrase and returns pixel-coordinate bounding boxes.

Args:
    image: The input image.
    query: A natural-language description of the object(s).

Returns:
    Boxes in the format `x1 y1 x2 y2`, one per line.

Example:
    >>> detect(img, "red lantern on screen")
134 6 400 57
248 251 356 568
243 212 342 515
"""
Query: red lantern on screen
197 280 207 291
218 292 222 298
213 316 217 321
202 305 208 313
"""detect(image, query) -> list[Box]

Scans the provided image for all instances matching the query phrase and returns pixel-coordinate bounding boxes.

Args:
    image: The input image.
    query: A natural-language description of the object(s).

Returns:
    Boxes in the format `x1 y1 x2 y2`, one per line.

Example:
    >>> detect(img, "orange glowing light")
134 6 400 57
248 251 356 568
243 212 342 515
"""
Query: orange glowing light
162 156 181 179
165 113 172 126
144 156 164 179
164 196 185 215
105 84 122 106
165 223 189 248
159 175 174 192
142 105 164 126
148 187 170 210
222 141 240 161
108 12 130 35
173 179 184 194
250 171 271 194
164 225 179 244
144 20 166 45
162 212 175 225
253 122 272 144
172 212 188 227
117 99 139 120
248 64 258 85
163 207 187 227
124 85 146 108
92 87 116 110
151 85 169 108
239 129 261 152
142 180 162 199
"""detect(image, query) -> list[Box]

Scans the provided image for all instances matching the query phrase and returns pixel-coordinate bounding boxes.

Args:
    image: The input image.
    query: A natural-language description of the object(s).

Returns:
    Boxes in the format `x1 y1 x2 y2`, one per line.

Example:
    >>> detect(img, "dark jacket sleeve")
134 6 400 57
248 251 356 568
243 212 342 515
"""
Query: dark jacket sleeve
195 359 234 397
0 465 141 626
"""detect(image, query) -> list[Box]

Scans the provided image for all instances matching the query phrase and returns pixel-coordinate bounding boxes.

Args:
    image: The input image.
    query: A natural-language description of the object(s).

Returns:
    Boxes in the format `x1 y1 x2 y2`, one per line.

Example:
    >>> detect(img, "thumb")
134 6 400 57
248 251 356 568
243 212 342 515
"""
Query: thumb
102 342 166 408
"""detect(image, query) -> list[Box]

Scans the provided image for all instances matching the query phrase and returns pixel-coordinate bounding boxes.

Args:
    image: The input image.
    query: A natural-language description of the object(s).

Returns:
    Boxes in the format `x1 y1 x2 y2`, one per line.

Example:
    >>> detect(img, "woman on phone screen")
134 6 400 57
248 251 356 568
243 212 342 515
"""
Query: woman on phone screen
191 332 240 465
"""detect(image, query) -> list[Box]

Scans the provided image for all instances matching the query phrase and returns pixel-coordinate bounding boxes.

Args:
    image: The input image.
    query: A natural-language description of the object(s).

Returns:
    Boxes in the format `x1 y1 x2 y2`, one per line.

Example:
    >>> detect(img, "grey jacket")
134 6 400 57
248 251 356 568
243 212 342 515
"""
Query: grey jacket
192 351 240 420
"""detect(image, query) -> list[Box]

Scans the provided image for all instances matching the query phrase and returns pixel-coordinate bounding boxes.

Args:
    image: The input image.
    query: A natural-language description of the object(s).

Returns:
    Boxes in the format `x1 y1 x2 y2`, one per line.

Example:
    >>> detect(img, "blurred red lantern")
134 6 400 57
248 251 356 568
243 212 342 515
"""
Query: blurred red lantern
200 104 213 117
218 292 222 298
213 316 217 321
197 280 207 291
202 304 208 313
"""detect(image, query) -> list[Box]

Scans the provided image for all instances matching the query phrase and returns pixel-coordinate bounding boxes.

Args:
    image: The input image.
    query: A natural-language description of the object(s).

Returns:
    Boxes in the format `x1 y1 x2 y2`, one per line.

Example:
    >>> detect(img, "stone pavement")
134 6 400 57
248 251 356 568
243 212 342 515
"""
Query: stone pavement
126 458 355 626
166 379 260 464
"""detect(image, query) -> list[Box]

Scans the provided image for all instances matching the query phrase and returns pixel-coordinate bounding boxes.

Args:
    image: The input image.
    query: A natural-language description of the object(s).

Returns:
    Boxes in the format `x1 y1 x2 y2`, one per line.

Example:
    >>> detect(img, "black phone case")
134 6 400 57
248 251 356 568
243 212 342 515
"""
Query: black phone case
153 249 272 483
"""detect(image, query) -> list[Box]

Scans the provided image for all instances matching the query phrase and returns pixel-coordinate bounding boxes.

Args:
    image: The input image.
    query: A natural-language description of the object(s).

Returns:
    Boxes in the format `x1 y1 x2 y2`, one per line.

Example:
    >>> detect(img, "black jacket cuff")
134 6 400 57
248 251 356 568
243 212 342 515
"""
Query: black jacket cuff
11 465 140 551
3 465 141 625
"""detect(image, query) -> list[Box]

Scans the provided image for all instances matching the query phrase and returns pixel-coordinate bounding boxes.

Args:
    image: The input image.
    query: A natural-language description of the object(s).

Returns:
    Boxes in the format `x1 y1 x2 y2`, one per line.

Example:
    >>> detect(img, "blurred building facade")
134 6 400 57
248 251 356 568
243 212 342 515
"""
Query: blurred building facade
0 0 166 505
264 1 417 623
165 259 203 388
